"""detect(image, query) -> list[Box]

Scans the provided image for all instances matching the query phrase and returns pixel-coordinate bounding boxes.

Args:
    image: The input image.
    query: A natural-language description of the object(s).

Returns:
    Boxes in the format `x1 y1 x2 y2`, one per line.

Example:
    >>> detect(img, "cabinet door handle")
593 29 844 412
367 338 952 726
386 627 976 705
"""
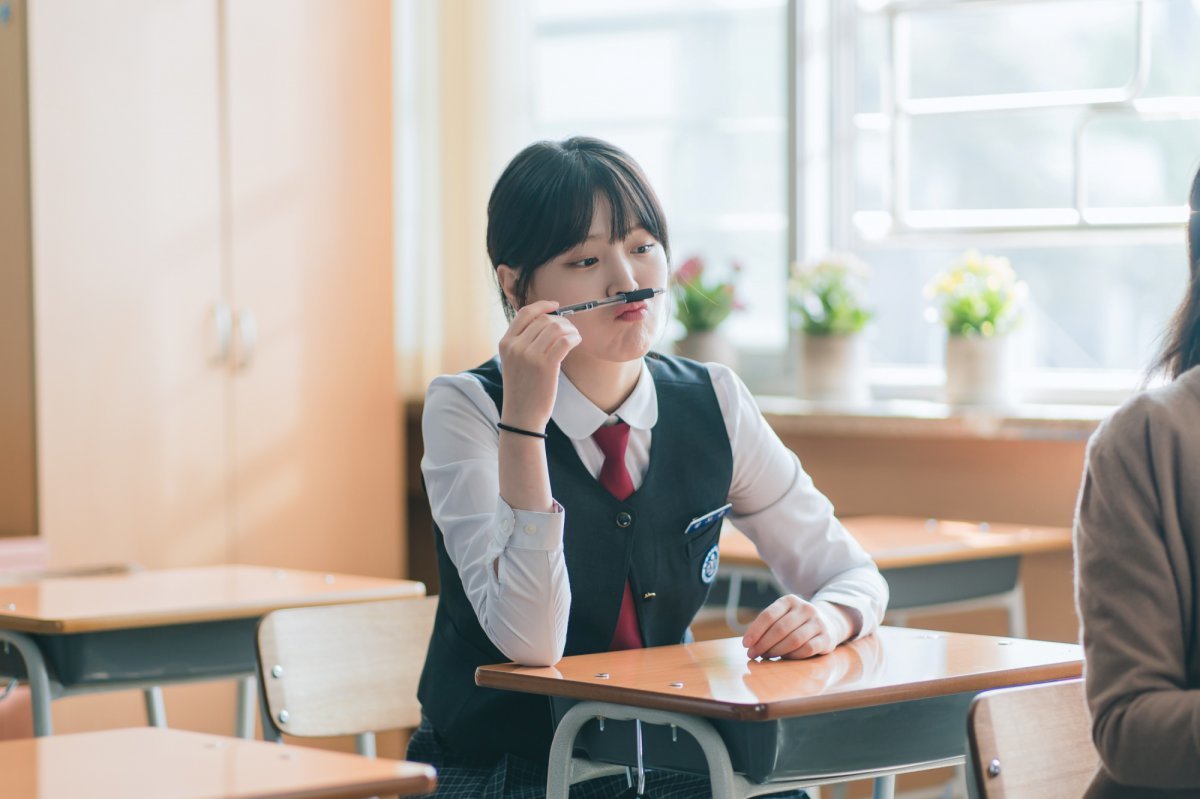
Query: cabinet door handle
234 309 258 371
211 302 232 365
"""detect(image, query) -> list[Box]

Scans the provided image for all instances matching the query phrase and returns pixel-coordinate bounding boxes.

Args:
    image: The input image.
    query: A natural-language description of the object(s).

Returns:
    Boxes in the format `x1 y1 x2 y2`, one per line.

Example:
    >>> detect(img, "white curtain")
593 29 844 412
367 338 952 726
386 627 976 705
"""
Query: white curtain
393 0 534 398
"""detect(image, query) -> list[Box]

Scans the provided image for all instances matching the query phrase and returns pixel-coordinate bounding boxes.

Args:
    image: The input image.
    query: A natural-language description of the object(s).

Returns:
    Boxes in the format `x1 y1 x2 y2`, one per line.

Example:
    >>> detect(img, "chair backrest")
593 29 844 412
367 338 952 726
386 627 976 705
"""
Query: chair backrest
256 596 438 738
967 678 1099 799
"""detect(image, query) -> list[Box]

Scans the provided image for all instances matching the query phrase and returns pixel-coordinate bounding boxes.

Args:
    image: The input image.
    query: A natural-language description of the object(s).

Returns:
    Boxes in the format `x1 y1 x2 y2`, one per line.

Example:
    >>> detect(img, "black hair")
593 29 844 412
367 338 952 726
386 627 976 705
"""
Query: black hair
486 137 670 318
1152 164 1200 379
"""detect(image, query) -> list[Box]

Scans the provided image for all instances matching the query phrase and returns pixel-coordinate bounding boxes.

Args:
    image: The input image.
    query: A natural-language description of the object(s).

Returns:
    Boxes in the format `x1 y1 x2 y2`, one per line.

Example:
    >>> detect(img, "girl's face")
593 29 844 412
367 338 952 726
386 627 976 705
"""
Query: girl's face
523 199 669 364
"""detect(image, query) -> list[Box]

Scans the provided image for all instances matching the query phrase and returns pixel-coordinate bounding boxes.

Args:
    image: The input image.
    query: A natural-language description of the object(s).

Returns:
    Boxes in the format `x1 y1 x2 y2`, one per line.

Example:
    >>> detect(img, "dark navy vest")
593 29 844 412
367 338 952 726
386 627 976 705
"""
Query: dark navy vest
416 353 733 764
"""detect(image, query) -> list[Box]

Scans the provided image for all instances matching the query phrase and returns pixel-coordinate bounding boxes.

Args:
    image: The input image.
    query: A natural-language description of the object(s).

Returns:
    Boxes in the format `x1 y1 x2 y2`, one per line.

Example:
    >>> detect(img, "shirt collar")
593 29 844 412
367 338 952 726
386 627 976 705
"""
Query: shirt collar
552 359 659 440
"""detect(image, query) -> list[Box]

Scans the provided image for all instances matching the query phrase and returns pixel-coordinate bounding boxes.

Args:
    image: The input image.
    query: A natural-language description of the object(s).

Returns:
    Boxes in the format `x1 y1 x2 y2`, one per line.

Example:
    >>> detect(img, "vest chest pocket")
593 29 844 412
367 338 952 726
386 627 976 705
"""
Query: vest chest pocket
684 517 724 559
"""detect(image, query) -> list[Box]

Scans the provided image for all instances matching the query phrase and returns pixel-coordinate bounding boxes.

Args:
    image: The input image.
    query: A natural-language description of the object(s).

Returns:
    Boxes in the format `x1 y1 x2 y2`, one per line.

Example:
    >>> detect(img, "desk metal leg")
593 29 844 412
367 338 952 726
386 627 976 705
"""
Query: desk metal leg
1006 582 1028 640
0 630 53 736
872 775 895 799
235 675 257 739
548 701 740 799
143 687 167 727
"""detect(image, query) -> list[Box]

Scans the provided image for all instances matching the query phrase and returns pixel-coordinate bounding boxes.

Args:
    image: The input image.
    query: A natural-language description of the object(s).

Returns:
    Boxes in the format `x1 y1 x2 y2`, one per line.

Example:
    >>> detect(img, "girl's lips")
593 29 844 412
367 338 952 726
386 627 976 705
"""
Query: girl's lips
616 301 648 321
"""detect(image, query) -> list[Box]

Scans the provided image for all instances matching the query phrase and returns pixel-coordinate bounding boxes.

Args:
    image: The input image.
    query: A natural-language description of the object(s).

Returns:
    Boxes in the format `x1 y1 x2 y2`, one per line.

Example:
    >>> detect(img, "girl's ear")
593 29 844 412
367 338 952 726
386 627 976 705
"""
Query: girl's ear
496 265 522 310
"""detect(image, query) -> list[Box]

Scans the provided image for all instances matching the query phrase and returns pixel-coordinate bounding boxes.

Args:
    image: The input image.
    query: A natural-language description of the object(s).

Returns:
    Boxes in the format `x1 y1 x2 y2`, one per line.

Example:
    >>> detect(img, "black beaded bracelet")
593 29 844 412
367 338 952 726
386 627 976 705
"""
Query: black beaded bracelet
497 421 548 440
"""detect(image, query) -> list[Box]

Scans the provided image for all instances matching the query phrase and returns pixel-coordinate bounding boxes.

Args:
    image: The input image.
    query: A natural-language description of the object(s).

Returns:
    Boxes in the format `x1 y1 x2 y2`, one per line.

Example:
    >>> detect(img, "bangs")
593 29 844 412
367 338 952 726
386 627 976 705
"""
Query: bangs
487 137 671 315
489 138 670 271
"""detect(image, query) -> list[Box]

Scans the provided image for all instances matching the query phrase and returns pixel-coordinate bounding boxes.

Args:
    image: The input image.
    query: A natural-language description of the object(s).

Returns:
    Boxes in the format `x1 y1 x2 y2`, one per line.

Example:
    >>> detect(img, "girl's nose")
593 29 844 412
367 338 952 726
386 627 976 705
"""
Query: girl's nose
608 256 639 296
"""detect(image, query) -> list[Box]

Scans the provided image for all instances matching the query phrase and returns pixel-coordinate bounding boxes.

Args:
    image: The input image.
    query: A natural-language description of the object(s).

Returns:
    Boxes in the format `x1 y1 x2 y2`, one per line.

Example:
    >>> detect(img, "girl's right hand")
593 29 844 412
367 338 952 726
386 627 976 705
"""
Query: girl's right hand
498 300 582 433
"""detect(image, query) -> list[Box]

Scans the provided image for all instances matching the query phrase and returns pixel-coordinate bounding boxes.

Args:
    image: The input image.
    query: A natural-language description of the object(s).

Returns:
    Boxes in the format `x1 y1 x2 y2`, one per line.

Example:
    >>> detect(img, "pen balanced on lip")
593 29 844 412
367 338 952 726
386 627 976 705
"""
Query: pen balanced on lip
549 287 664 317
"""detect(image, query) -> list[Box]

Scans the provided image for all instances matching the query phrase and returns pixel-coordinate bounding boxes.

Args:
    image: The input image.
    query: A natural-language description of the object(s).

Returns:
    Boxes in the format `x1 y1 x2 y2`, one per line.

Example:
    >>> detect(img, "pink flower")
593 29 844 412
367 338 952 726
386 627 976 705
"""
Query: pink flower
675 256 704 285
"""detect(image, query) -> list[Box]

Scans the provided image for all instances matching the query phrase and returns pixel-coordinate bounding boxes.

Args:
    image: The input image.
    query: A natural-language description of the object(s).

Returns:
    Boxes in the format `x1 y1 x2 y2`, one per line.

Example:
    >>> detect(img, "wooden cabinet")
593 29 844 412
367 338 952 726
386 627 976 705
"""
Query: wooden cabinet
2 0 400 578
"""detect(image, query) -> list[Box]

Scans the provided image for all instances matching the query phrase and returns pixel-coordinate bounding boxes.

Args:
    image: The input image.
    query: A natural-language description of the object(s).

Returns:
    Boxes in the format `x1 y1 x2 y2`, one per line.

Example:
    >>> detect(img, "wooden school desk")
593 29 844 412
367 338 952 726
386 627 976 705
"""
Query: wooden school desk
2 726 437 799
477 627 1082 799
718 516 1074 637
0 565 424 737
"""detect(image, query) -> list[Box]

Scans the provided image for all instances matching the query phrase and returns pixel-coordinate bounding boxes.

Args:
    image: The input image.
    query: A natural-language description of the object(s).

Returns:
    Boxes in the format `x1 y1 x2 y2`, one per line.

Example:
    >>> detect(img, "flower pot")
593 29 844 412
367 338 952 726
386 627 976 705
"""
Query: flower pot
799 333 870 404
675 330 738 370
944 335 1015 406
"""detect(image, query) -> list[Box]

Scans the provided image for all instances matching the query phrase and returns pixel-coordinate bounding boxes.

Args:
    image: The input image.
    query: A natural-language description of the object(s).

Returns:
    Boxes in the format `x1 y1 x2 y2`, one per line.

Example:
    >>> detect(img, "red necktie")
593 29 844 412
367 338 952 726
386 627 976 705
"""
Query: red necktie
591 422 643 651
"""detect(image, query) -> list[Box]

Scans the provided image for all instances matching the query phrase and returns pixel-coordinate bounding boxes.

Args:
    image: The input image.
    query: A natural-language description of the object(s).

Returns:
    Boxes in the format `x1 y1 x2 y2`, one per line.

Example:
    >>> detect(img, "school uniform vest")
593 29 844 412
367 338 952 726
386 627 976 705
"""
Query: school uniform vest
416 353 734 764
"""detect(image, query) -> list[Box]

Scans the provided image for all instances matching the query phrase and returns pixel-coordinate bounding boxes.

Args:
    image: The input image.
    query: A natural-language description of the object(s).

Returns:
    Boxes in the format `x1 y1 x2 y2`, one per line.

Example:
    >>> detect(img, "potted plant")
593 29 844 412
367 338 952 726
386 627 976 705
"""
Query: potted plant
672 255 743 368
925 250 1028 406
788 254 873 403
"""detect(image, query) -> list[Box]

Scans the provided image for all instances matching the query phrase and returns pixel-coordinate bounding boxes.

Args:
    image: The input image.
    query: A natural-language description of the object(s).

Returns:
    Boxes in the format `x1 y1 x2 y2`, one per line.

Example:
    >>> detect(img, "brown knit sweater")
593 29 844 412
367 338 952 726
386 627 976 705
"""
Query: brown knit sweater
1076 366 1200 797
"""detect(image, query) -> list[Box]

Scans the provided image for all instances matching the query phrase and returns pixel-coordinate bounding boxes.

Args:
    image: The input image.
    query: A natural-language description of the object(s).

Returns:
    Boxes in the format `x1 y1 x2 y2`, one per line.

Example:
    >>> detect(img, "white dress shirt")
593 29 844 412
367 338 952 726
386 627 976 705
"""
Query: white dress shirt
421 358 889 667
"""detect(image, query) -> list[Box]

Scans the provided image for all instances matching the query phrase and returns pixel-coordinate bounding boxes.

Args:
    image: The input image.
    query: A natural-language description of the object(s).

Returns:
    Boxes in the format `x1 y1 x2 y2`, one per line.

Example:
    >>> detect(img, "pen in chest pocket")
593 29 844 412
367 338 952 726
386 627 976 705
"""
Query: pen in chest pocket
684 503 733 535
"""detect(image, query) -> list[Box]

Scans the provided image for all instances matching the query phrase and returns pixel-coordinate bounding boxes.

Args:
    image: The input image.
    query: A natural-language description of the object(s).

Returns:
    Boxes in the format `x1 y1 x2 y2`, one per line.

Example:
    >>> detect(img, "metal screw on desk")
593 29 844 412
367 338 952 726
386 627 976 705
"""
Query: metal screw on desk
988 759 1001 777
278 710 289 724
594 672 609 679
669 682 684 688
671 724 678 742
271 665 284 678
4 603 15 611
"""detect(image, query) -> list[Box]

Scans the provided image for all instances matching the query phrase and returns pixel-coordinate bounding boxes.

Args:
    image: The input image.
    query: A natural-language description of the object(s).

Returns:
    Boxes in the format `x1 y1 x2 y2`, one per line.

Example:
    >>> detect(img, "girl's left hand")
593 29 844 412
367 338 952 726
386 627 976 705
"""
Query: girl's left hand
742 595 858 660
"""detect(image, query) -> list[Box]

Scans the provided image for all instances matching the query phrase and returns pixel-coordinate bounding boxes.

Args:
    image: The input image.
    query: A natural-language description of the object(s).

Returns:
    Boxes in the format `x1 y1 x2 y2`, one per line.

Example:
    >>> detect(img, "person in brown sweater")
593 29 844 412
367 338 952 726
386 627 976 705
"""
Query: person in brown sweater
1076 164 1200 798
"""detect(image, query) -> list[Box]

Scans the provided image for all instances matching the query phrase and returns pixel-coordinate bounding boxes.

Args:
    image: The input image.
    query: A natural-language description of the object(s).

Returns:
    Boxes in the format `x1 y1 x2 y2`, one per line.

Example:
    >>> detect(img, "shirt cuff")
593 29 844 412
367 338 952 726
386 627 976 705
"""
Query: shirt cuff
495 497 565 551
812 590 877 641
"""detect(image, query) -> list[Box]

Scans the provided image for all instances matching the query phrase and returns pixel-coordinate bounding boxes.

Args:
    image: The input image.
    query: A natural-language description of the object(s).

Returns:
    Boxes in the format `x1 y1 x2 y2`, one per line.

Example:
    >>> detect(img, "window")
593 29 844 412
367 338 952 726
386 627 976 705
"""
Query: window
529 0 1200 381
531 0 789 349
847 0 1200 372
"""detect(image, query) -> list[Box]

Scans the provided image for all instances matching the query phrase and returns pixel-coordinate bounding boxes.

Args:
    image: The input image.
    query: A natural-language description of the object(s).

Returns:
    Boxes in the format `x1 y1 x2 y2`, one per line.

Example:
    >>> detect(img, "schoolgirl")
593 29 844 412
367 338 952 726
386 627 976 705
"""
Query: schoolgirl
410 137 888 798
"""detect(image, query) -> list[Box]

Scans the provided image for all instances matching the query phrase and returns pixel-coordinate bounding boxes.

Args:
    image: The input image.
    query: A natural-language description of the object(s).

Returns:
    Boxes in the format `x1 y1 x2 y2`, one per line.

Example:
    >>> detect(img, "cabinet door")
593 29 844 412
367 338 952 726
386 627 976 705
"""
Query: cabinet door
223 0 400 576
27 0 229 568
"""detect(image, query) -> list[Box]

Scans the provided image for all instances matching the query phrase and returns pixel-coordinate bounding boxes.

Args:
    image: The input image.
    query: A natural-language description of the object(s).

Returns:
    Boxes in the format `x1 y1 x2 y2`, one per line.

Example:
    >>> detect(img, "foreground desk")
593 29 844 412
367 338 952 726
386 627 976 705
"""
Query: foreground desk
2 726 436 799
0 565 424 736
477 627 1082 799
718 516 1074 636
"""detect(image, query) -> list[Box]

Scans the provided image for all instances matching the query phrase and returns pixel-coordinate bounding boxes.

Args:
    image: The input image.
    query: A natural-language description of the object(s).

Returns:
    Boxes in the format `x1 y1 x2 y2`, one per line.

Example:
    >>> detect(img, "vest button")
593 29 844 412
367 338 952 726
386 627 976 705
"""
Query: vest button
615 511 633 528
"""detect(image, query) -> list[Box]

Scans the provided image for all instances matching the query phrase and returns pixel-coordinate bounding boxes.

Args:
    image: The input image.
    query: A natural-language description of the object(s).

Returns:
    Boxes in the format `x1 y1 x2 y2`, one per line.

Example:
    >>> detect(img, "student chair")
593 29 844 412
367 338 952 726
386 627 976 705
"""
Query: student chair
966 678 1098 799
256 596 437 756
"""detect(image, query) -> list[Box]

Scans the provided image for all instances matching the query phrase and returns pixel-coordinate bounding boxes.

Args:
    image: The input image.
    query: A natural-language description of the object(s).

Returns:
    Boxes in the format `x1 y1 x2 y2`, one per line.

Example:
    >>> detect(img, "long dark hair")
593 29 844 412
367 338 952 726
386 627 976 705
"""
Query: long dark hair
486 137 670 319
1152 165 1200 379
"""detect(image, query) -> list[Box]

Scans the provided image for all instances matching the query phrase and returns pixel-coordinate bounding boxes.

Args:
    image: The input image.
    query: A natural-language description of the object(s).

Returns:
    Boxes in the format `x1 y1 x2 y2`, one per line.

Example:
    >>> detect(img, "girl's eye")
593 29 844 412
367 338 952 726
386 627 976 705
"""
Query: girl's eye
633 243 656 255
571 257 599 268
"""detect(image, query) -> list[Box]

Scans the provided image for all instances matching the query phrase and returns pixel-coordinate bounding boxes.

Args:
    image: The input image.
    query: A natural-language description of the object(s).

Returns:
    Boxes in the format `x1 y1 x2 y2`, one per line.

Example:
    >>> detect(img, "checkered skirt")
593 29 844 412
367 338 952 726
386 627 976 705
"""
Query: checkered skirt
406 718 807 799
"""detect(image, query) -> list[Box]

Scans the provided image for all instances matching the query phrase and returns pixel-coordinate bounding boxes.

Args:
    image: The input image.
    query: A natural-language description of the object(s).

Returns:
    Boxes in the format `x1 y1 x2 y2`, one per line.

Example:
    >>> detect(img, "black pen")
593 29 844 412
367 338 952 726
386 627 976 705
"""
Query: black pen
549 288 665 317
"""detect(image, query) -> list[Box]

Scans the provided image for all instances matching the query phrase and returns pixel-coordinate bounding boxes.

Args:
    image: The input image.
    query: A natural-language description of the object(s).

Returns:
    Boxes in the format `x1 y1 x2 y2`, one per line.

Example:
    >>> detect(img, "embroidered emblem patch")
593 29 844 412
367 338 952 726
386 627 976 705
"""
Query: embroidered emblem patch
701 545 720 584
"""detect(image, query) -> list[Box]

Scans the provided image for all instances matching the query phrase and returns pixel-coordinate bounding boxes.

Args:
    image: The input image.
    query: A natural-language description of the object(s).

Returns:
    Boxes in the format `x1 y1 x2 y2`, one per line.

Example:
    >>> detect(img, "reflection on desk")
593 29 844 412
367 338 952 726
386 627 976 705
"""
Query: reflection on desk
477 627 1082 721
1 726 436 799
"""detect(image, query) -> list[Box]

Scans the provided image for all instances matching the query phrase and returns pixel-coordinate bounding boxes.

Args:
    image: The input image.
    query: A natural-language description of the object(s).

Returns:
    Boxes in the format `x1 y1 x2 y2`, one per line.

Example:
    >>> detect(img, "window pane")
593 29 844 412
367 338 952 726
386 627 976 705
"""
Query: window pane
533 3 786 351
908 112 1077 211
907 1 1137 99
1085 117 1200 208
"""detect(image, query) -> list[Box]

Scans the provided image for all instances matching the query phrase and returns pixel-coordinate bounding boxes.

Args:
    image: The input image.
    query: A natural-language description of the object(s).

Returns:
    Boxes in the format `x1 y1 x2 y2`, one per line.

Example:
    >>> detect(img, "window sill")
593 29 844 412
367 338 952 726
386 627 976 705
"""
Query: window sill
737 353 1129 442
754 395 1107 441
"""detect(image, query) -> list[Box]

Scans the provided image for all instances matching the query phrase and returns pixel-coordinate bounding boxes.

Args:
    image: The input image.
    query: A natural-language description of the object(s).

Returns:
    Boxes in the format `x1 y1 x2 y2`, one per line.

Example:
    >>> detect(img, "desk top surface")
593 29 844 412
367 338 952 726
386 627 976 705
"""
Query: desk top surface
0 565 424 634
476 627 1082 721
1 727 436 799
720 515 1073 571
